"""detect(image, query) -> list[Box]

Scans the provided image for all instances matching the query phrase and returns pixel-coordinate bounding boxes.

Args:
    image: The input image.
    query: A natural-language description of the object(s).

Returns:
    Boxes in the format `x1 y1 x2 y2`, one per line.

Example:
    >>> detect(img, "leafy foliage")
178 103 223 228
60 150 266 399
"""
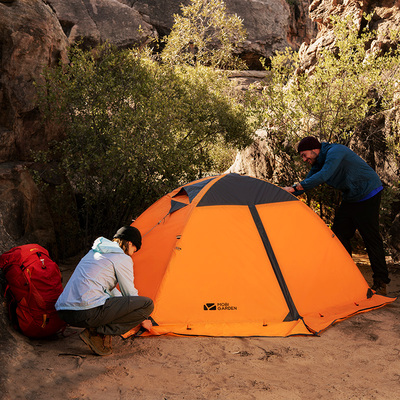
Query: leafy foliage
161 0 247 70
256 14 400 223
261 15 400 148
38 44 253 241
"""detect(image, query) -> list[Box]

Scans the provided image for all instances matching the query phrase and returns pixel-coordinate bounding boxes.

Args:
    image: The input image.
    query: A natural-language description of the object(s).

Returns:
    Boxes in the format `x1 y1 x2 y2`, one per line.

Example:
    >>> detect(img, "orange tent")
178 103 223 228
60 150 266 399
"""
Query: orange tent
129 173 395 337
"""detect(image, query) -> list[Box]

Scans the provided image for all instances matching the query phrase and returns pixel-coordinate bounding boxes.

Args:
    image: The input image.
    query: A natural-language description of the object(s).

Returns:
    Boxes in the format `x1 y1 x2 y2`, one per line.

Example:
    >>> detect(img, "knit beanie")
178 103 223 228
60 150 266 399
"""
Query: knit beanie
297 136 321 153
113 226 142 250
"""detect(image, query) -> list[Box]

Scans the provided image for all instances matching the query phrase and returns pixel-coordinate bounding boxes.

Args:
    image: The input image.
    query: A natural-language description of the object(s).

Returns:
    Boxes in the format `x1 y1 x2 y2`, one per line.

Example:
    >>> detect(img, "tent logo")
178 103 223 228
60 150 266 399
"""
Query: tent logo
204 302 238 311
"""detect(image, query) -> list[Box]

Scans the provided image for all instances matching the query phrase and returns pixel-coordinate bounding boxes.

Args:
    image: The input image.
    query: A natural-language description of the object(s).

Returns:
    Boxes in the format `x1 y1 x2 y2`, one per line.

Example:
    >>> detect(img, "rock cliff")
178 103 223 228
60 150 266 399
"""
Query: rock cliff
0 0 68 163
299 0 400 73
45 0 157 49
47 0 317 69
0 0 71 255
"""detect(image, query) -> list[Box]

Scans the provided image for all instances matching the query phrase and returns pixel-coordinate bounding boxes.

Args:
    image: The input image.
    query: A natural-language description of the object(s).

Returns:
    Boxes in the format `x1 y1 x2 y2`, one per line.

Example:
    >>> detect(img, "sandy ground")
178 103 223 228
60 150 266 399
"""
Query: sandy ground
1 255 400 400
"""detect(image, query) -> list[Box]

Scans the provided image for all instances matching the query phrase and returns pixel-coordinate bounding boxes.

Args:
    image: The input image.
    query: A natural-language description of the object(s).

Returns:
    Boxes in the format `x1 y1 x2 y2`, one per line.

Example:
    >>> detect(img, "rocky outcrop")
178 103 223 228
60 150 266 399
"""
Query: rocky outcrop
47 0 317 68
46 0 157 49
0 160 82 258
0 0 80 257
299 0 400 72
226 129 294 184
0 163 56 255
0 0 68 163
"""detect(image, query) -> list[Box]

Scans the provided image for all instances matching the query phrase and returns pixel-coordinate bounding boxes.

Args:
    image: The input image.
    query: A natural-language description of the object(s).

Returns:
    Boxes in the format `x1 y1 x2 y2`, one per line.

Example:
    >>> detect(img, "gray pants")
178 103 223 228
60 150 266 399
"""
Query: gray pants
57 296 154 335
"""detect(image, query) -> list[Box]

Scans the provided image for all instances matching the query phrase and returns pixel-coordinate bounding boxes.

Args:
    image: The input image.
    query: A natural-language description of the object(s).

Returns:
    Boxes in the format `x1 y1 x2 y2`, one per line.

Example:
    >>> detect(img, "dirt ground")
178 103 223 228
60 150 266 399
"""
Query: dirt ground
1 254 399 400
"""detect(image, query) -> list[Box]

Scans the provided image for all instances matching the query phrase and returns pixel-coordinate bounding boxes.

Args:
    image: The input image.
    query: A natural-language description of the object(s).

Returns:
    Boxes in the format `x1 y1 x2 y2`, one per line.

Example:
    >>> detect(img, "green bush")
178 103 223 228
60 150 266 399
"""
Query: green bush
261 15 400 146
161 0 247 70
38 44 253 241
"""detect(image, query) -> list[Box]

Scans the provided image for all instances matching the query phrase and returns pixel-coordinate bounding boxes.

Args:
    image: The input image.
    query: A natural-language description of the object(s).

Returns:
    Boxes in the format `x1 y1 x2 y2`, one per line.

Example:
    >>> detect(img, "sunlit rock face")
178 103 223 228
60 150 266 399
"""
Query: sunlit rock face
46 0 317 69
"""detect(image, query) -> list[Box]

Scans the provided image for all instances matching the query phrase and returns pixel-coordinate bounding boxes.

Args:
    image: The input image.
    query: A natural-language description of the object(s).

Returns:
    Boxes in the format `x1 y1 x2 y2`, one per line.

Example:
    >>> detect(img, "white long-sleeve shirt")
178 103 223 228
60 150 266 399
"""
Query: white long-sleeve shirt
55 237 138 311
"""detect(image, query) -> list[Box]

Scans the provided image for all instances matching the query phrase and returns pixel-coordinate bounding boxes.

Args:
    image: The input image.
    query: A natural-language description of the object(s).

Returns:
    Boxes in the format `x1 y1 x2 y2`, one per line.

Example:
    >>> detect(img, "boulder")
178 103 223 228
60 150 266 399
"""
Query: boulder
226 129 293 184
0 163 56 256
46 0 157 48
0 161 82 259
0 0 69 162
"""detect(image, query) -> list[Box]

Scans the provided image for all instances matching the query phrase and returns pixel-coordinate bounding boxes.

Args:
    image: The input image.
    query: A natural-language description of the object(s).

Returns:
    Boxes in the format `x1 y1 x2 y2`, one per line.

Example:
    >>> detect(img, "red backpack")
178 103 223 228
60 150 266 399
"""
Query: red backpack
0 244 66 338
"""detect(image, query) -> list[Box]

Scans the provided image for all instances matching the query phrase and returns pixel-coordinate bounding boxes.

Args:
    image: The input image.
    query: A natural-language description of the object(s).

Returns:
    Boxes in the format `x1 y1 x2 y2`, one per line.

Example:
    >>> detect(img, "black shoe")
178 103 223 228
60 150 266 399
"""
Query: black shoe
371 281 387 296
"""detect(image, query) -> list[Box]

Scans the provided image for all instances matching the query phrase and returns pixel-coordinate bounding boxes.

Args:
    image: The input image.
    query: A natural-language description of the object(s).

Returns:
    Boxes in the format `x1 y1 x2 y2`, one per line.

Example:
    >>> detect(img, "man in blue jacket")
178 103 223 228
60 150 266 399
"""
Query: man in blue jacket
283 136 390 295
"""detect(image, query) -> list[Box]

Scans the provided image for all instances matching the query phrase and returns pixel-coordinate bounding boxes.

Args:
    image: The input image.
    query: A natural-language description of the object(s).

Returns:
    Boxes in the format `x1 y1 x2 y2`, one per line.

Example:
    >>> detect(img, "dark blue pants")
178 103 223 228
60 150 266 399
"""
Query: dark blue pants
332 191 390 284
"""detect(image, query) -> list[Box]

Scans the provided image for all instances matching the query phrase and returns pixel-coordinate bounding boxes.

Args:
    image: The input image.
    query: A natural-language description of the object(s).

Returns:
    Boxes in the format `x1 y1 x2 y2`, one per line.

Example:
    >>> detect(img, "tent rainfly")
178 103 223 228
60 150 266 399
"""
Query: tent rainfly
125 173 395 337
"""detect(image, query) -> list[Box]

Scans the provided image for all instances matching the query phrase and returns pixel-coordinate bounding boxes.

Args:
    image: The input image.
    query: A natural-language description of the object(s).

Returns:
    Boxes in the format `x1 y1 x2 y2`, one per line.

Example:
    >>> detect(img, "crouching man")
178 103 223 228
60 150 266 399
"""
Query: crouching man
56 226 154 356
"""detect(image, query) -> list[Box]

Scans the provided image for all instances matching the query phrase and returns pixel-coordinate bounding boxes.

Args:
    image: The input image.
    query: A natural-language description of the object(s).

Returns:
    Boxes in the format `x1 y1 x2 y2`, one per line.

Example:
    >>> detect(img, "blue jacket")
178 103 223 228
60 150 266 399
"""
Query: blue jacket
297 142 382 202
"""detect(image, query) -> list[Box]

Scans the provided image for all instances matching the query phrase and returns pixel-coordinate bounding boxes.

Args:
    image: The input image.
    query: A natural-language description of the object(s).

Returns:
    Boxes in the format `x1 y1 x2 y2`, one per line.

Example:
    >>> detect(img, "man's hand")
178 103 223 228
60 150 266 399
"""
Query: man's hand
282 186 295 193
282 183 304 193
141 319 153 331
